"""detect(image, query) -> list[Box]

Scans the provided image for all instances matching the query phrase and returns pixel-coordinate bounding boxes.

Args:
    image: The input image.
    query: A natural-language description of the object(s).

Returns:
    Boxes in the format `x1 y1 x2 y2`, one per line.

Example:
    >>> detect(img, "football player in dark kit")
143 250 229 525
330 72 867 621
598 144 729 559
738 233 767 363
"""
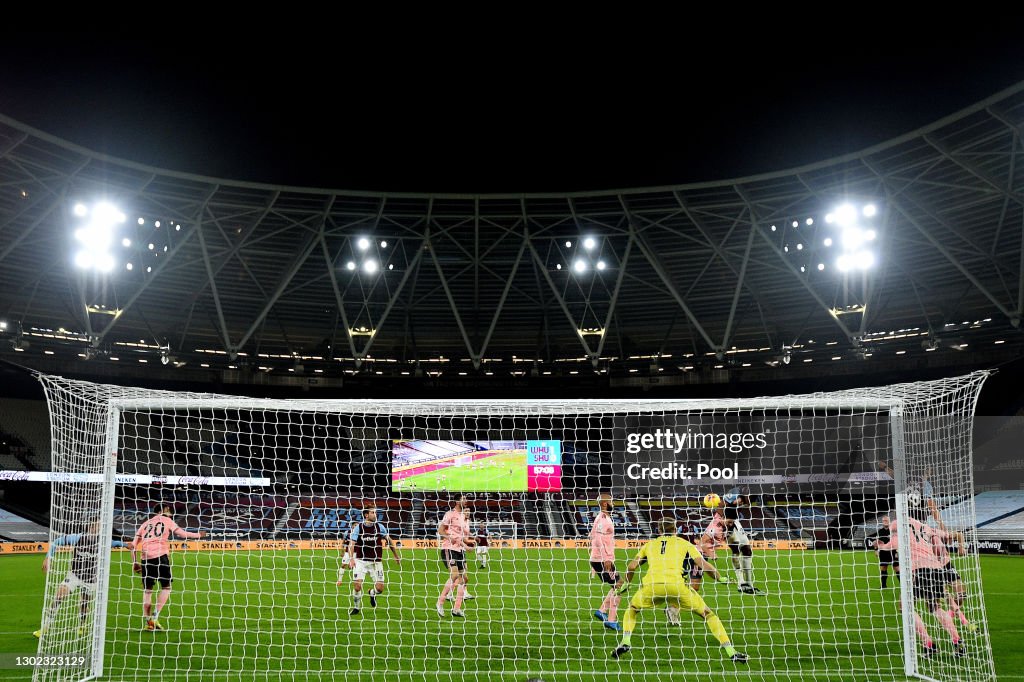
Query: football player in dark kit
346 506 401 615
35 518 131 638
474 514 490 569
874 515 899 588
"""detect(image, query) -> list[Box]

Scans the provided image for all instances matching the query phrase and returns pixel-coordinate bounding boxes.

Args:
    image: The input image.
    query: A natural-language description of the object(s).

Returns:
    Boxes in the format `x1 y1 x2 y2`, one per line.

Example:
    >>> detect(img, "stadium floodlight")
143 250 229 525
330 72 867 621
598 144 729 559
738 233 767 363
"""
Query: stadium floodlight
154 221 161 228
834 203 857 226
96 253 115 273
388 264 394 271
865 229 877 241
792 221 799 228
853 251 875 269
596 261 607 270
73 203 88 217
0 320 7 331
148 243 155 250
380 240 388 248
817 263 825 271
583 237 596 250
770 225 777 231
836 254 852 272
573 260 587 273
137 217 145 225
823 238 833 247
74 251 94 269
805 218 813 226
357 237 371 251
863 204 877 217
121 238 131 247
565 241 572 247
363 259 379 274
126 263 133 271
796 243 803 250
556 264 562 270
346 261 356 271
841 227 865 250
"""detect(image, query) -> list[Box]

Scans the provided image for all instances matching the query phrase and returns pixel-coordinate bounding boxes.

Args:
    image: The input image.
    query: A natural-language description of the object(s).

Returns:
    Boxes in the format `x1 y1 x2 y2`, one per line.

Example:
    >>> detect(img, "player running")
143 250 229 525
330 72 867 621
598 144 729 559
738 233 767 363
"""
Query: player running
131 504 206 631
611 517 747 663
437 494 476 617
346 506 400 615
589 492 621 631
887 513 966 657
34 518 131 638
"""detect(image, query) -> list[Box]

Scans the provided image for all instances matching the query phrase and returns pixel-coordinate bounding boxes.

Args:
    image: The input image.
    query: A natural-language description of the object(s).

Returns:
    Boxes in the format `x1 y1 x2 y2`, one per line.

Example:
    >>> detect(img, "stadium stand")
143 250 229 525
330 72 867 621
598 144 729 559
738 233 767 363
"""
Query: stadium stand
0 398 50 469
0 507 49 542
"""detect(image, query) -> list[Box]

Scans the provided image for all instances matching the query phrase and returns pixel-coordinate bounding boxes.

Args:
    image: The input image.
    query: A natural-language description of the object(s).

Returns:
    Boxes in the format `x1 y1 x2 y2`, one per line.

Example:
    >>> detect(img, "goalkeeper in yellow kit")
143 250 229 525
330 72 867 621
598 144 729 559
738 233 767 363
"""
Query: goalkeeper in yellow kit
612 517 749 663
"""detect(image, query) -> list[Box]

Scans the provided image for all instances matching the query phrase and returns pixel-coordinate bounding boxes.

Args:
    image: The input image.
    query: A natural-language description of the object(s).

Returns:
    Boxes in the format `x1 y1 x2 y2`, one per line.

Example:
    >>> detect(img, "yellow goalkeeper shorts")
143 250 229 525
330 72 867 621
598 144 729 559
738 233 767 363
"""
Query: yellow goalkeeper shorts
630 581 708 614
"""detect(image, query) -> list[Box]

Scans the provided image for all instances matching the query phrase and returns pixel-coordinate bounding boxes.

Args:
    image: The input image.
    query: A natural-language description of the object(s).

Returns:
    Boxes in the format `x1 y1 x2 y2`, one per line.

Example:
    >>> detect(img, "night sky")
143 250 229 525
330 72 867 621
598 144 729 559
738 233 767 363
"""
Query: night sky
1 29 1022 194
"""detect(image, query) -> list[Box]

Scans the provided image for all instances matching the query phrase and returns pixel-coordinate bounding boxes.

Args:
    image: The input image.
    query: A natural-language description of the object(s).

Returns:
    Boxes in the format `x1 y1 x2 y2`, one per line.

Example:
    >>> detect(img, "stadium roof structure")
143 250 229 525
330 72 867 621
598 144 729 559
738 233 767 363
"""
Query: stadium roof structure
1 82 1024 386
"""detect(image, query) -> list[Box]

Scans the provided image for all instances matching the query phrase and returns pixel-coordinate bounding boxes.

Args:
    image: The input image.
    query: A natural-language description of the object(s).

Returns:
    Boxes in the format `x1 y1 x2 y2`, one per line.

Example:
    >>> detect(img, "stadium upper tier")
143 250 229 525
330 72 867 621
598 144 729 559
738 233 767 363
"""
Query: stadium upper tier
1 82 1024 385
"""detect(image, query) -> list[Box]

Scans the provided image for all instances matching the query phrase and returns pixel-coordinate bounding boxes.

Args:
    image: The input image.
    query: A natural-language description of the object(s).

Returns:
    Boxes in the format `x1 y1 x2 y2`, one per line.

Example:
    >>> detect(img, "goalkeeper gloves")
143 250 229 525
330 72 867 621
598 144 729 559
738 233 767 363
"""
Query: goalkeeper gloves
716 574 730 584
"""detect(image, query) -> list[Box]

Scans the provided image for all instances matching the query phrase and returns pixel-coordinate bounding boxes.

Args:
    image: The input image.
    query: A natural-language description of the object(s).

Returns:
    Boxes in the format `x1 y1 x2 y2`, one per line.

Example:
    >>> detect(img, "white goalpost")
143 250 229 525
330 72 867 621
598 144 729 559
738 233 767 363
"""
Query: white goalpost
28 371 996 682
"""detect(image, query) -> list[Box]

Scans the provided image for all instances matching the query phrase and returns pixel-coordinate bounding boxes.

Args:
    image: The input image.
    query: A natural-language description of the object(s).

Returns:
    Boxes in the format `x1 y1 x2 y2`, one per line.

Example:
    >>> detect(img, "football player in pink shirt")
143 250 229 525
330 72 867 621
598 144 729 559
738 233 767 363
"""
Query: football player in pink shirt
436 494 475 617
589 493 621 630
131 504 206 631
886 512 965 657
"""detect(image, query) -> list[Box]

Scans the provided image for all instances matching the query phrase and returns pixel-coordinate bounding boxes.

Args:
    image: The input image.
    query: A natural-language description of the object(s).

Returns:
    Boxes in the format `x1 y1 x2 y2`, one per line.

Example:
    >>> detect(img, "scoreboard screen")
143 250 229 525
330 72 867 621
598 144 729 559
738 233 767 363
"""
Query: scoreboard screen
391 439 563 493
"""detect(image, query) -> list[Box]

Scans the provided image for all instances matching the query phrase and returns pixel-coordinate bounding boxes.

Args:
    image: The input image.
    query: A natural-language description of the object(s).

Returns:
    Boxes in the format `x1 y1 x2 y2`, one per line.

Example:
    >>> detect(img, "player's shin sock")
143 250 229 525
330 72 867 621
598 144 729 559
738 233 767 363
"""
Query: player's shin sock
598 591 612 614
454 584 466 610
881 570 888 588
142 590 153 619
621 607 637 645
437 579 454 606
154 588 170 619
935 608 961 643
914 613 933 647
741 556 754 586
706 613 732 647
607 593 621 623
353 590 362 607
732 558 743 585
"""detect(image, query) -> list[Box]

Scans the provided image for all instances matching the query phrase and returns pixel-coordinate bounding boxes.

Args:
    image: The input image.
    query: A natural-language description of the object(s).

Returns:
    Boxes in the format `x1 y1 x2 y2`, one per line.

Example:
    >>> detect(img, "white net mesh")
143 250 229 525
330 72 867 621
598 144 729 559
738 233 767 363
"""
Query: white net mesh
31 371 995 682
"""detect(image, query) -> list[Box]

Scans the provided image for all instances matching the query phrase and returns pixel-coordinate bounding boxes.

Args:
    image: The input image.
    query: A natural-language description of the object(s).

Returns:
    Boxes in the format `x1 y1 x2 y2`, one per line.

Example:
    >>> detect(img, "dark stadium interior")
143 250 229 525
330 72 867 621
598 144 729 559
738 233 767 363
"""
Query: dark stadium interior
2 40 1024 680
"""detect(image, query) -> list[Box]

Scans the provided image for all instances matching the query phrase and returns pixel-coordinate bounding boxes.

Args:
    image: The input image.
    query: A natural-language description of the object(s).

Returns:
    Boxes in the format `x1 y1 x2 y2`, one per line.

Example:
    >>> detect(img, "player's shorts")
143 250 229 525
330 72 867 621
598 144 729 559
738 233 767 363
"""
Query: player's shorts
912 568 946 602
630 581 709 615
590 560 619 586
878 550 898 566
940 564 961 584
475 545 489 555
61 571 97 594
441 549 466 570
141 554 173 589
352 559 385 583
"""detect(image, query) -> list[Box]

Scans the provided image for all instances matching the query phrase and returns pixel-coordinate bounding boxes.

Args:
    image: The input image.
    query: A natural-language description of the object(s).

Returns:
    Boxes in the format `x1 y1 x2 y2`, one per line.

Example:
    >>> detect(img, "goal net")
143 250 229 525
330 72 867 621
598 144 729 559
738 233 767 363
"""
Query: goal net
29 371 995 682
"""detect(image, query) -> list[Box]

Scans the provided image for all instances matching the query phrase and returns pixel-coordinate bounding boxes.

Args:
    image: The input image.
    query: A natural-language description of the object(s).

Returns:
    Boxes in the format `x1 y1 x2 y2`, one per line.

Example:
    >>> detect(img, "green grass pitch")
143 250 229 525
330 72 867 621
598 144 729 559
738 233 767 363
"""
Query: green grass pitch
1 550 1020 681
393 450 528 492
